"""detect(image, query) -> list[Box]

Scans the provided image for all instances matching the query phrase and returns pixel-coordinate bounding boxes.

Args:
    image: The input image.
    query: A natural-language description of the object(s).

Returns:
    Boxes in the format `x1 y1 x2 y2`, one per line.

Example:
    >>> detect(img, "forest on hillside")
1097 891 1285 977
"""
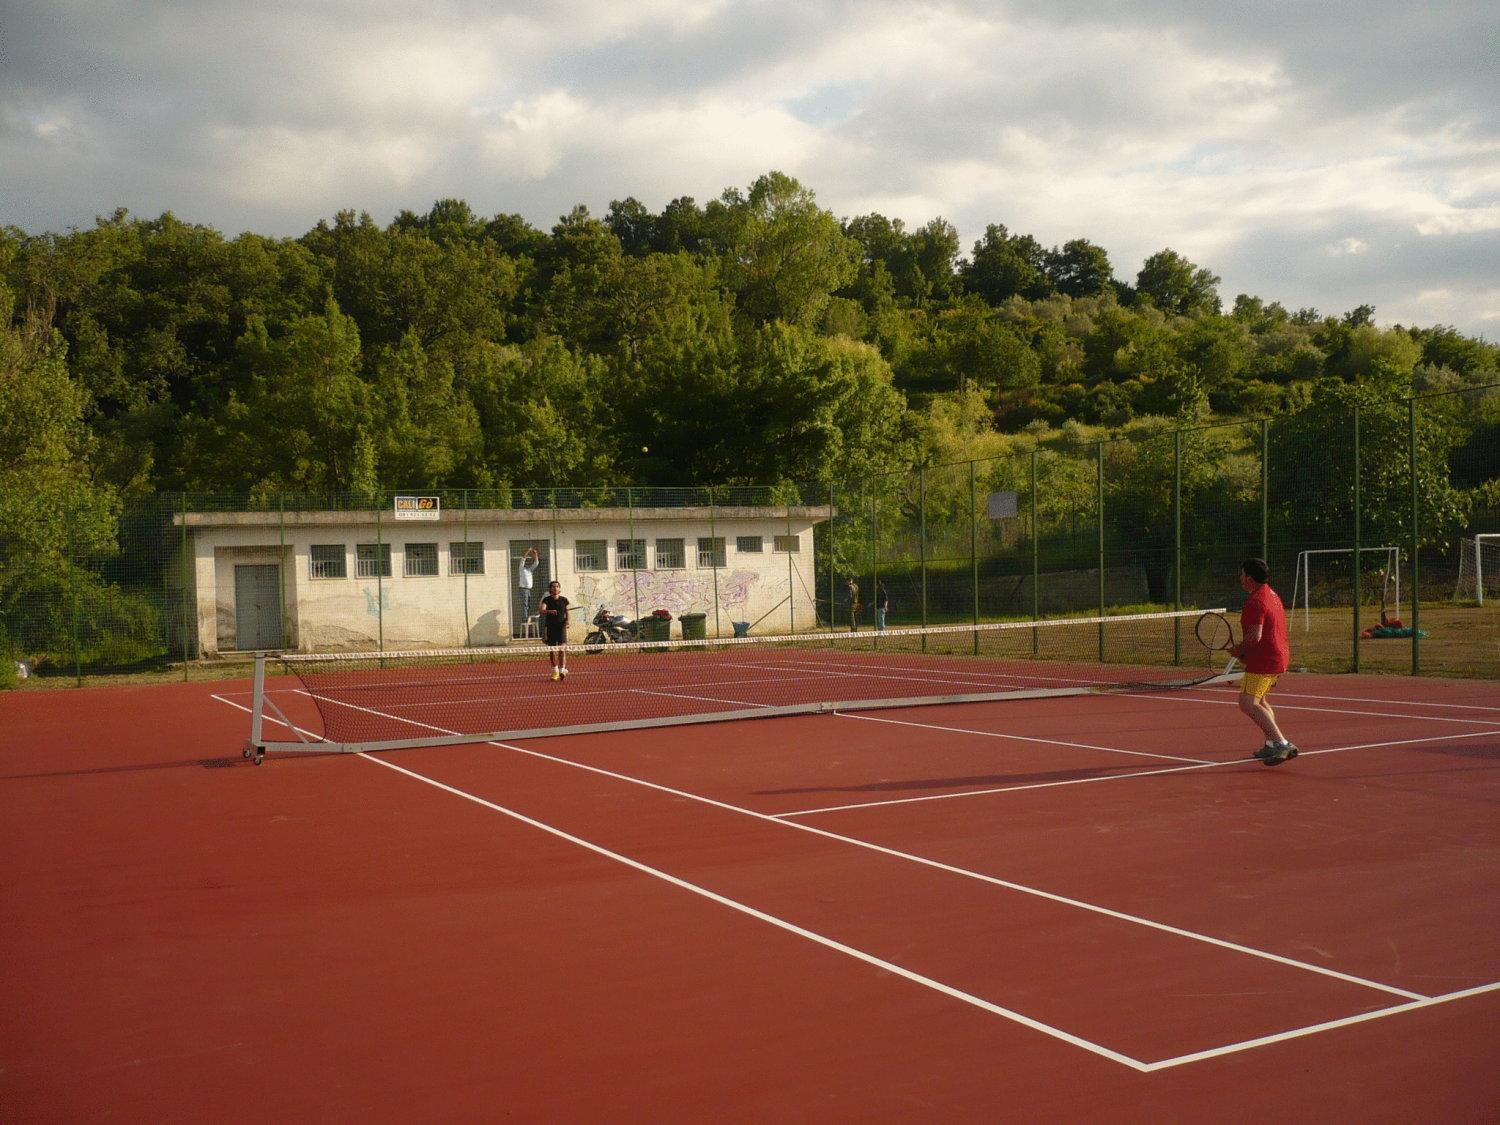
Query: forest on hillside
3 172 1499 674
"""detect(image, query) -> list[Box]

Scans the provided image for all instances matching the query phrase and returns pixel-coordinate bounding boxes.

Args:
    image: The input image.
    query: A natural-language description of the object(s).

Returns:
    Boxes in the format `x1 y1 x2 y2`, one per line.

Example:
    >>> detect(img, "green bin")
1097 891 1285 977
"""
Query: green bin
640 615 672 643
679 612 707 640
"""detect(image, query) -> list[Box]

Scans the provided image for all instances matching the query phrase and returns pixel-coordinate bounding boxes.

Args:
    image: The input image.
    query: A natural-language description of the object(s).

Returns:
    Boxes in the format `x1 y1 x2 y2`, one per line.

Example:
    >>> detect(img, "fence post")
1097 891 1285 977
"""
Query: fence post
70 501 81 686
1174 431 1182 665
786 498 795 635
869 485 879 649
1409 397 1420 675
628 487 640 631
709 486 721 639
919 465 928 652
827 485 836 633
1260 418 1269 563
970 460 979 654
1031 448 1039 656
376 497 385 653
179 493 191 681
1352 405 1361 673
1097 441 1105 662
462 489 471 647
278 493 288 651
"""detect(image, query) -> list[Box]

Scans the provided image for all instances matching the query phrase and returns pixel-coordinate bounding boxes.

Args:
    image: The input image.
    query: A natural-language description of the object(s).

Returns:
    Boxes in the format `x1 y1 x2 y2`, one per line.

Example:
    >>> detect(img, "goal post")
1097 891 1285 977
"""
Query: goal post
1290 546 1402 630
1454 534 1500 605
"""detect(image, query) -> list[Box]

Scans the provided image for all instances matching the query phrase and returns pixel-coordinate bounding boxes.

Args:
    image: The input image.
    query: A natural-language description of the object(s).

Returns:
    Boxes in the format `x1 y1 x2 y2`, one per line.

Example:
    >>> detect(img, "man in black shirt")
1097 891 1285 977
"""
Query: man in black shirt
539 580 570 681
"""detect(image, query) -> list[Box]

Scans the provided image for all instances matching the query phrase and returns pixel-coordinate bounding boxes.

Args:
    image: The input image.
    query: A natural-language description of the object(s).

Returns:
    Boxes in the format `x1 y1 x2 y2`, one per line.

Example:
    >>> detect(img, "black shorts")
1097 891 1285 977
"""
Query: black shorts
543 628 567 647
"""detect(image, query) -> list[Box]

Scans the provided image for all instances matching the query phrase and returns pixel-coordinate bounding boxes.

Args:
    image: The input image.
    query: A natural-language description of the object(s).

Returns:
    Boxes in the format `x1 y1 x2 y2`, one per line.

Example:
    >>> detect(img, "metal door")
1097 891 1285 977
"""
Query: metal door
233 564 283 650
509 540 551 636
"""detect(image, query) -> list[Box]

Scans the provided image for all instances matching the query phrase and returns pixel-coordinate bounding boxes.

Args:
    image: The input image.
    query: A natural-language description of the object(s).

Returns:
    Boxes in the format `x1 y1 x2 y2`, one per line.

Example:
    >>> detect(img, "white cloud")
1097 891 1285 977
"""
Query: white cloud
1 0 1497 334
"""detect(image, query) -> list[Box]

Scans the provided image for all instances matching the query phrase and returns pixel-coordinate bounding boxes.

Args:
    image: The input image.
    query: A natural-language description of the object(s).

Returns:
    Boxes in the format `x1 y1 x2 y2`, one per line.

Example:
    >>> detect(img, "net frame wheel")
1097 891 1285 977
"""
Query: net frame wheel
252 747 265 765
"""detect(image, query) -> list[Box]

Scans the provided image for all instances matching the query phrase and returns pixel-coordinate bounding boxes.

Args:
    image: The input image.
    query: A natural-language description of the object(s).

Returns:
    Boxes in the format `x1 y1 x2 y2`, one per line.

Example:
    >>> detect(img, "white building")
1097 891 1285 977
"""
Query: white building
174 503 829 655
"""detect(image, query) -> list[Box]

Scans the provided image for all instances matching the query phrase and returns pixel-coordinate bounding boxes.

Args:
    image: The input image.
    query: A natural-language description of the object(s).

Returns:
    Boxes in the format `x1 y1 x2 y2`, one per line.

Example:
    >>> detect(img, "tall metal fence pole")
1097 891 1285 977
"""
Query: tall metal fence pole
1030 449 1039 656
869 485 879 649
786 500 795 635
376 498 385 653
71 501 82 686
828 485 837 633
709 487 721 639
1097 441 1105 662
278 493 288 651
462 489 471 647
1260 419 1269 563
919 465 928 652
1352 406 1361 673
179 492 190 680
1409 397 1420 675
628 487 640 631
970 460 979 654
1173 431 1182 664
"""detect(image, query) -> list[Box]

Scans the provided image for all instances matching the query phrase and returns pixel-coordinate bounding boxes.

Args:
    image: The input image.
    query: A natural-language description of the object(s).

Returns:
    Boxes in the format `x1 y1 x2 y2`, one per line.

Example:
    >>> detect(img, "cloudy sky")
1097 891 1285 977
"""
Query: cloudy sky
4 0 1497 335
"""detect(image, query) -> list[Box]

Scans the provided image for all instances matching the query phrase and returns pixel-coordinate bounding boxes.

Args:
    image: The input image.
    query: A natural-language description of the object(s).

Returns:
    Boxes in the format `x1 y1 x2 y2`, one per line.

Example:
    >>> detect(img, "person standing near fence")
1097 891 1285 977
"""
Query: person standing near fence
846 578 861 632
539 580 570 680
875 582 889 631
1229 558 1297 765
517 546 539 633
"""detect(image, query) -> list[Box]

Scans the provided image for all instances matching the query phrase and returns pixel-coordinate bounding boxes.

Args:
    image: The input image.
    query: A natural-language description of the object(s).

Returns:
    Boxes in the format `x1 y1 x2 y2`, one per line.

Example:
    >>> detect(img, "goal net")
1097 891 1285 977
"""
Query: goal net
1454 535 1500 605
1290 546 1402 630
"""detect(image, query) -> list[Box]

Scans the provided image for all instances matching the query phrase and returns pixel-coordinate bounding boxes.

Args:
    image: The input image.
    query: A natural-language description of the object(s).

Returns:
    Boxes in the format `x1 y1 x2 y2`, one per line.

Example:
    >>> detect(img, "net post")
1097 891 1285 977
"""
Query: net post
969 460 979 655
249 652 267 750
1096 441 1105 662
1173 430 1182 665
1030 448 1039 656
919 464 928 652
1352 405 1361 673
1409 397 1420 674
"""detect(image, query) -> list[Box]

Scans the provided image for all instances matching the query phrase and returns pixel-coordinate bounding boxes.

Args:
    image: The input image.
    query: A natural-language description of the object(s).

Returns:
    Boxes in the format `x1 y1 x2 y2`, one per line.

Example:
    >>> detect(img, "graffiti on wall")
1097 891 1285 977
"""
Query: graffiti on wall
573 569 761 617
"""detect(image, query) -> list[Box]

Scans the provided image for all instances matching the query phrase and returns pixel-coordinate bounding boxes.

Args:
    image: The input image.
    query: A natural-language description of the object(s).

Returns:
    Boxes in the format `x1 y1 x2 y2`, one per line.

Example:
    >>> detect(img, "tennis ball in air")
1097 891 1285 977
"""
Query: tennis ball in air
642 446 649 453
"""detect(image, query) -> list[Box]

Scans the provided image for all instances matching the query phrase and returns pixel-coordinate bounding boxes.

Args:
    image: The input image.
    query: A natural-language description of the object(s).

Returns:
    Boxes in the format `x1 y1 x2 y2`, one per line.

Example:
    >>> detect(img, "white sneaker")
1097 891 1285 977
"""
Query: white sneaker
559 667 568 679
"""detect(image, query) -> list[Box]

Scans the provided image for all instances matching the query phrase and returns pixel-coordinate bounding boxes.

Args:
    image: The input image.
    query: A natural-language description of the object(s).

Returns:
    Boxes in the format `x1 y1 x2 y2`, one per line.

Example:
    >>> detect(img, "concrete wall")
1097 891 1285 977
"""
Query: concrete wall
184 508 820 655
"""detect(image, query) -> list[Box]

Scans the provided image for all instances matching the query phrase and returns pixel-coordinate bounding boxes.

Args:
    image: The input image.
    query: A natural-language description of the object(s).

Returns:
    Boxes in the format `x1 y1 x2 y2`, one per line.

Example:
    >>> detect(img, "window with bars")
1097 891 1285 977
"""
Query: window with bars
697 537 726 568
616 538 646 570
404 542 438 577
448 542 484 575
575 539 607 572
310 544 346 579
655 538 685 569
773 535 800 553
356 542 392 577
735 536 763 553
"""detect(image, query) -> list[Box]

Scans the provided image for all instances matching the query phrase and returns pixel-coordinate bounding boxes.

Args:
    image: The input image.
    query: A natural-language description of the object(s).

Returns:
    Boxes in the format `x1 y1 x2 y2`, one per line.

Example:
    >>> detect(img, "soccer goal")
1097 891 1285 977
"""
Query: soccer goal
1454 534 1500 605
1290 546 1402 630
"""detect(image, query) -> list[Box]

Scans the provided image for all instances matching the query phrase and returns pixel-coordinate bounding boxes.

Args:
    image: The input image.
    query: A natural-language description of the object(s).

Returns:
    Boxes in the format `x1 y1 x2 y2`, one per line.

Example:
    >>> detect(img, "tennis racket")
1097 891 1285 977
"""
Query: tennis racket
1195 611 1239 677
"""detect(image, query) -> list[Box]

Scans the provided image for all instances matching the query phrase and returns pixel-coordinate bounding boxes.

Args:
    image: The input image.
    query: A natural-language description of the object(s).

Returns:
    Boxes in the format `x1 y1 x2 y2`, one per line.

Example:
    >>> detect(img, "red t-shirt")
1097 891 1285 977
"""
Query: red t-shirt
1240 583 1289 675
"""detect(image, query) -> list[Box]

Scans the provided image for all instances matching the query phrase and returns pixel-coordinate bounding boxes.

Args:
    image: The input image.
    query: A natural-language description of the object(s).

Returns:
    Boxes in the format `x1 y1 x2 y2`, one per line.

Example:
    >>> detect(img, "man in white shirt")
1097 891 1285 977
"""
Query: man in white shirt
517 547 540 631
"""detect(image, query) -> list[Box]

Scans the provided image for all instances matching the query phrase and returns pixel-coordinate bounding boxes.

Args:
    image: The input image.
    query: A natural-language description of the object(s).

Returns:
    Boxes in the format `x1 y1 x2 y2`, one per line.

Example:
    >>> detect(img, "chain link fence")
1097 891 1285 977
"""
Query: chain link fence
3 387 1496 687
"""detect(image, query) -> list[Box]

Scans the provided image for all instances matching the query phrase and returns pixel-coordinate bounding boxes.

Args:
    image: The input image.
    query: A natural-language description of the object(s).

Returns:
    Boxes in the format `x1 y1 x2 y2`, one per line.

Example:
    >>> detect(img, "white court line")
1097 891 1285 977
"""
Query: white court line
1122 690 1496 726
1141 980 1500 1071
208 691 1145 1070
1193 684 1500 714
259 687 1427 1002
211 690 1500 1067
771 718 1500 817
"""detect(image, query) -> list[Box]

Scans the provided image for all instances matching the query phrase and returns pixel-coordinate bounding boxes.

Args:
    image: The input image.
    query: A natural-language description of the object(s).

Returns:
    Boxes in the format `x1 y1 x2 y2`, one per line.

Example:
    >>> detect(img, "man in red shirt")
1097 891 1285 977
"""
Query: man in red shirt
1228 558 1298 765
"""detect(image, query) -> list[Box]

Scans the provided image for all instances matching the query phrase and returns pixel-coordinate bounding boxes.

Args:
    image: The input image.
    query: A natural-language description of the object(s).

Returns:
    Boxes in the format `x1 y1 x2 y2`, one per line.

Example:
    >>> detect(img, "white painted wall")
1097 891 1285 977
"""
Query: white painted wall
181 508 822 655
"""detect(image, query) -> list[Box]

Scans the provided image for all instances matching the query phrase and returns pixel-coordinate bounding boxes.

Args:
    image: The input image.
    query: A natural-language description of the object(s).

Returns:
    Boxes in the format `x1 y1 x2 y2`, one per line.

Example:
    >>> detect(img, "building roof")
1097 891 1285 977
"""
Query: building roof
173 506 833 529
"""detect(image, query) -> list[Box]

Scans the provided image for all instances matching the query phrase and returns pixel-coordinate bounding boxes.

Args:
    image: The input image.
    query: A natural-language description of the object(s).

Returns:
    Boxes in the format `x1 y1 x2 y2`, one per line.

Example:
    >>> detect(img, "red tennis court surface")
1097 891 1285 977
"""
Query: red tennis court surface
3 670 1498 1120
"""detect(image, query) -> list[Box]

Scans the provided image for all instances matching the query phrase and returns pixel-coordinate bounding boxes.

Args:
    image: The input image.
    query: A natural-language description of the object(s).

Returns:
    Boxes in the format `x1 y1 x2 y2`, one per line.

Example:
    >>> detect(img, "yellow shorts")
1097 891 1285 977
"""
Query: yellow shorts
1240 672 1279 700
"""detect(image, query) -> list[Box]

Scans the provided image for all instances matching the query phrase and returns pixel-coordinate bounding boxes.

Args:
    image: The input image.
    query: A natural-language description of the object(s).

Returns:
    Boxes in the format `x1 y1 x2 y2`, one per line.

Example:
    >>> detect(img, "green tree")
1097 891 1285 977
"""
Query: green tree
1046 238 1114 298
959 224 1053 304
1134 249 1220 316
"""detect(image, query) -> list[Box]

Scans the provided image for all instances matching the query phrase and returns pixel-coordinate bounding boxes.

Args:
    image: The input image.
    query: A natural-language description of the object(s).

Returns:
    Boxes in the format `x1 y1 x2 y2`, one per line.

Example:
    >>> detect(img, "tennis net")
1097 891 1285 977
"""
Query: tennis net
245 608 1236 761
